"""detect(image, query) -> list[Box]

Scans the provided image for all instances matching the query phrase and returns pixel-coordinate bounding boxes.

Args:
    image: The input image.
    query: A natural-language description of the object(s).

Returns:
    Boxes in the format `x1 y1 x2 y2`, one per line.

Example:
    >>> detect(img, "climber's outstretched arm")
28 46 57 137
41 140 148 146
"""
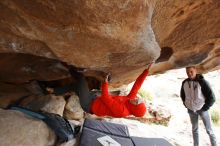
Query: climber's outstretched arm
127 62 153 99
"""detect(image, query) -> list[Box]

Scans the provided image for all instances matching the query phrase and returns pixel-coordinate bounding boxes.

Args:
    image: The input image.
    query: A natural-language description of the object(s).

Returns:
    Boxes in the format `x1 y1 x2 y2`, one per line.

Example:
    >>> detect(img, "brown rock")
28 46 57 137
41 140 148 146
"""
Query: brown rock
64 94 84 120
0 109 56 146
40 95 66 116
0 82 30 108
152 0 220 74
0 0 219 87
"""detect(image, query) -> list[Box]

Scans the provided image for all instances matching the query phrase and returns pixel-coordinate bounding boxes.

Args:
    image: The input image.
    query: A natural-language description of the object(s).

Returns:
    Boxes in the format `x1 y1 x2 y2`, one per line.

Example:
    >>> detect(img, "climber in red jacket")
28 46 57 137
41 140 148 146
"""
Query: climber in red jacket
90 69 148 117
48 63 152 117
69 63 152 118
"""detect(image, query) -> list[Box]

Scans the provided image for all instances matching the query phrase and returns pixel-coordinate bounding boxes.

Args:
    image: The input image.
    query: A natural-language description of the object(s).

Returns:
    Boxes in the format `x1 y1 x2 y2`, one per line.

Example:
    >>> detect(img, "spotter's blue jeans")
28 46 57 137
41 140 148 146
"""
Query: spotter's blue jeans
188 109 217 146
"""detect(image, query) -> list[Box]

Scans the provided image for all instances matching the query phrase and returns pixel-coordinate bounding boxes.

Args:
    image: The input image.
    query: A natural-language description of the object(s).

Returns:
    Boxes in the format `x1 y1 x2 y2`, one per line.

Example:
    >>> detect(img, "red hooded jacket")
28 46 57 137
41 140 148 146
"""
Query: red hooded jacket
91 69 149 117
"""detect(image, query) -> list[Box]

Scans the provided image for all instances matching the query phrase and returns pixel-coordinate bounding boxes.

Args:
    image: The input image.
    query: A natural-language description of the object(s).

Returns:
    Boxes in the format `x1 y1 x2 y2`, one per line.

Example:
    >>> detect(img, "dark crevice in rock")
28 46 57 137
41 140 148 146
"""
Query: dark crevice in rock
155 47 173 63
0 53 70 83
174 52 208 67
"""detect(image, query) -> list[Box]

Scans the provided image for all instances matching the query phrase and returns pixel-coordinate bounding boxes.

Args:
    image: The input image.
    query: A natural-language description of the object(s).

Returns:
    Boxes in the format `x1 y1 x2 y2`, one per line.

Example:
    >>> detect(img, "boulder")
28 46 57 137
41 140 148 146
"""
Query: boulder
0 1 219 88
40 95 66 116
64 94 84 120
0 109 56 146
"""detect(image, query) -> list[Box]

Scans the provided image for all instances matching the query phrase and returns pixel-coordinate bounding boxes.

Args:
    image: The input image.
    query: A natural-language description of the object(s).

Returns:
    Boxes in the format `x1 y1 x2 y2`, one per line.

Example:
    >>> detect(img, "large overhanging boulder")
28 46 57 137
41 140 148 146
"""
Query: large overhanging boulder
0 0 219 86
152 0 220 74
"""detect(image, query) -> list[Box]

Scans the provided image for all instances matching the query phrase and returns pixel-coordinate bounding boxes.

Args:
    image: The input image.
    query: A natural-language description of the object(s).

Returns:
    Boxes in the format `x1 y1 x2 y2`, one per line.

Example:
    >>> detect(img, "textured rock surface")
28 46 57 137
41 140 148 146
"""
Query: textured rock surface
64 94 84 120
0 0 219 86
40 95 66 116
0 82 30 108
0 109 56 146
152 0 220 74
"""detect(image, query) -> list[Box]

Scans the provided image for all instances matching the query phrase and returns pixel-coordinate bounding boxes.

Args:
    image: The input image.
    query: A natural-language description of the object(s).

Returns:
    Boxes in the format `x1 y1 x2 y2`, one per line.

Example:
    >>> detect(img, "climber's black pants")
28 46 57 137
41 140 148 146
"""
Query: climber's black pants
52 70 97 113
74 72 97 113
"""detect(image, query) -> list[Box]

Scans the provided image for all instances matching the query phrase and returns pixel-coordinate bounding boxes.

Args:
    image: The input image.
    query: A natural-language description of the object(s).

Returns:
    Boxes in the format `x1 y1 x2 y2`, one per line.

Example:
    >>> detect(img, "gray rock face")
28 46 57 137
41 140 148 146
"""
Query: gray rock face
0 109 56 146
0 0 219 86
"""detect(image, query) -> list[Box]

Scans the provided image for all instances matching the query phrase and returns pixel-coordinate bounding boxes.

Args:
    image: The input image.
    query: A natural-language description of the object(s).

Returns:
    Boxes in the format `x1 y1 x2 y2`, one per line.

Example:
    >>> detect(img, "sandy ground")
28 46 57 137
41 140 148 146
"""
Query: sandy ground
122 68 220 146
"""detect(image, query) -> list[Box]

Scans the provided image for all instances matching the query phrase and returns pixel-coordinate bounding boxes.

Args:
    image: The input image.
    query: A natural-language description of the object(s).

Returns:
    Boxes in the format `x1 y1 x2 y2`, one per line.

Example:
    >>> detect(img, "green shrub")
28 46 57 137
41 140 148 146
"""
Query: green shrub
210 109 220 125
138 89 154 101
